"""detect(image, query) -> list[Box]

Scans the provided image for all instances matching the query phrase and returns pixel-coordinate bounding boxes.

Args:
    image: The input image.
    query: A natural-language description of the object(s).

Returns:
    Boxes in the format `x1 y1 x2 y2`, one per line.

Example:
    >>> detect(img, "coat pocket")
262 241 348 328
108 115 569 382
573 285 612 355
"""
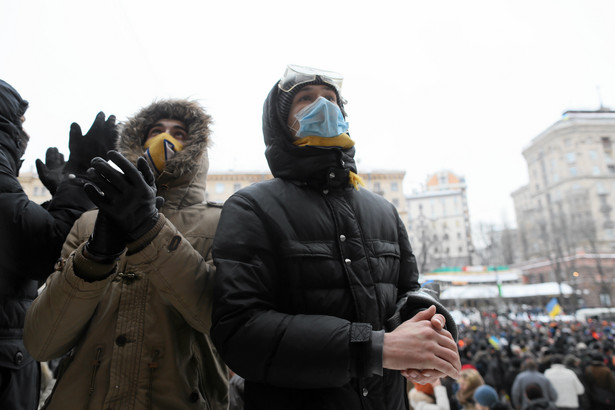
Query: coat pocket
0 338 34 371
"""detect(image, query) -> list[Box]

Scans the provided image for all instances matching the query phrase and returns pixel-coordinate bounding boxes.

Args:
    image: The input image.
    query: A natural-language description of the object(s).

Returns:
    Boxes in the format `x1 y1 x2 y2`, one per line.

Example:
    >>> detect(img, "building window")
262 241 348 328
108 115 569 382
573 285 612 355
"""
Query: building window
569 167 577 176
566 152 576 163
552 190 561 201
392 198 399 208
215 183 224 193
373 182 381 192
597 183 606 194
233 183 241 192
33 187 39 196
391 182 398 192
600 292 612 307
608 165 615 175
602 136 612 151
592 166 601 176
589 150 598 160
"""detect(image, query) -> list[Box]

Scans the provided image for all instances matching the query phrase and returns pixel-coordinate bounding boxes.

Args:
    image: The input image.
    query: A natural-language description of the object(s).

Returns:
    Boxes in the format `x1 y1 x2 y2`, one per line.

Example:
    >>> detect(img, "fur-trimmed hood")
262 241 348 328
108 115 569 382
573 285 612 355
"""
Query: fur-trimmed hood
117 99 212 206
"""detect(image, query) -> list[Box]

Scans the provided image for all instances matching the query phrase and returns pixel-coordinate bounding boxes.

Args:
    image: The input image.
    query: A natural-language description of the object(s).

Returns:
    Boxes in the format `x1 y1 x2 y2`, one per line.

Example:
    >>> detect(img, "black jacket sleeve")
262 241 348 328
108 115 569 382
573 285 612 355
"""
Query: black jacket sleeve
0 148 93 284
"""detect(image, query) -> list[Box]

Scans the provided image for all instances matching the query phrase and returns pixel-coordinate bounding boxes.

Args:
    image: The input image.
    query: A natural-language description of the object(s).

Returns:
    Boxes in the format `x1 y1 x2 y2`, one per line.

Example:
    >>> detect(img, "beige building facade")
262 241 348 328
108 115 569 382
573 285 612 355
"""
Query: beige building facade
406 170 475 272
512 108 615 307
205 169 407 219
17 170 51 204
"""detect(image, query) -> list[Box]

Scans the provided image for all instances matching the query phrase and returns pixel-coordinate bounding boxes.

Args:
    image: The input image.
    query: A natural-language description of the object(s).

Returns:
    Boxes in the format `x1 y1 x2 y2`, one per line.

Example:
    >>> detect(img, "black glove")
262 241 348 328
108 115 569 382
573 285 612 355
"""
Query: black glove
35 147 65 195
84 151 161 242
386 284 459 342
84 211 126 263
64 112 118 176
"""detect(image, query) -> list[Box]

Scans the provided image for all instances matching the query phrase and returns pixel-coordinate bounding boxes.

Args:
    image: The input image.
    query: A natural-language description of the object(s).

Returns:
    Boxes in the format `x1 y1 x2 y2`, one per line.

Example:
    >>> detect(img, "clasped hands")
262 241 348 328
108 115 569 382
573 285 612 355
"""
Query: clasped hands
383 305 461 384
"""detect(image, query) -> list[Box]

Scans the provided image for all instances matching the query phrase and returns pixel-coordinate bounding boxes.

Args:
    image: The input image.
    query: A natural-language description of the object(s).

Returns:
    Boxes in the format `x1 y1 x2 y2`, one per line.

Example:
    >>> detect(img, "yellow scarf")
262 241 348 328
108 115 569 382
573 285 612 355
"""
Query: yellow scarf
293 133 365 190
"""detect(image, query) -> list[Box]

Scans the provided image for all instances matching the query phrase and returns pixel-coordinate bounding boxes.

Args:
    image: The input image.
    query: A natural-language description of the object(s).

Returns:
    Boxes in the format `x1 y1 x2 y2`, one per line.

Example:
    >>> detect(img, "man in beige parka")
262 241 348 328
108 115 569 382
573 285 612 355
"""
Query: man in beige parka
24 99 229 410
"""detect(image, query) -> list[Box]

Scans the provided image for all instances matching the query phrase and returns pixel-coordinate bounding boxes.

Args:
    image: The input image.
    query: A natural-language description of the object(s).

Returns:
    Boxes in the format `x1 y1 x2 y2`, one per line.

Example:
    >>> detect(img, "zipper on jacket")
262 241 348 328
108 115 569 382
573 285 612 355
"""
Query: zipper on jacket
84 347 103 410
147 349 160 410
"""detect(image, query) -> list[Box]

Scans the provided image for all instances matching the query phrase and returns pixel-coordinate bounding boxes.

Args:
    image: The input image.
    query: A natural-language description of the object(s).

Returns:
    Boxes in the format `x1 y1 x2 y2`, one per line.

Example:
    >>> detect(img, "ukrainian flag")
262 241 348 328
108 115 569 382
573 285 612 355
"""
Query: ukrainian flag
488 335 501 350
546 298 562 318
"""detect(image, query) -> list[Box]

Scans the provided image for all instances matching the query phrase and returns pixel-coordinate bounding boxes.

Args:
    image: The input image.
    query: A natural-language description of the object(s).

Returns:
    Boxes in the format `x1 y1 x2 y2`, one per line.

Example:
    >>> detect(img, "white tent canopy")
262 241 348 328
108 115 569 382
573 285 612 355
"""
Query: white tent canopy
440 282 573 300
421 271 520 283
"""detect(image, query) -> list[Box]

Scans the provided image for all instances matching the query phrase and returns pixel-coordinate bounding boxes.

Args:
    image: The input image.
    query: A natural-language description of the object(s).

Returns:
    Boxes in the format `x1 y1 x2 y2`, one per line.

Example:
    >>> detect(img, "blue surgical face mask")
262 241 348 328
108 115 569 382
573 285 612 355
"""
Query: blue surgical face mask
293 97 349 138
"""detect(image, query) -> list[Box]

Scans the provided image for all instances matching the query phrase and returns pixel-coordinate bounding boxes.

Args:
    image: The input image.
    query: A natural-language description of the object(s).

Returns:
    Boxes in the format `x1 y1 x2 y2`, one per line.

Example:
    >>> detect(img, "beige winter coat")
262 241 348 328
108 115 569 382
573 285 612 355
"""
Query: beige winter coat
24 99 229 410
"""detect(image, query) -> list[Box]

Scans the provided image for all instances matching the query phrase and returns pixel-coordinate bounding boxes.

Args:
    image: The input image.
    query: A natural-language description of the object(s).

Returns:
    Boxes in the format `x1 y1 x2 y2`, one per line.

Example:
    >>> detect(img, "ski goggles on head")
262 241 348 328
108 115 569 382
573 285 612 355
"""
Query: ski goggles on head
278 64 344 93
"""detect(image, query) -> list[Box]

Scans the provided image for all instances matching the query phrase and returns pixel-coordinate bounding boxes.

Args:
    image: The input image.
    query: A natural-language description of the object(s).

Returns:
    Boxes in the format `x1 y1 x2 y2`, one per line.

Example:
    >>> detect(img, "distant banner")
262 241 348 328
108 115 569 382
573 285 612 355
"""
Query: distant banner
546 297 562 318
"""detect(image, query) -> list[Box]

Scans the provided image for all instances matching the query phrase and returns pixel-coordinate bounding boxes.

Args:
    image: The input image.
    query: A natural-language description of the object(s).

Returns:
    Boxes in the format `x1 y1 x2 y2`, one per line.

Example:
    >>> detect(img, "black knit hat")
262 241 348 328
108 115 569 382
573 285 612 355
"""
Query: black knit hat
276 76 347 128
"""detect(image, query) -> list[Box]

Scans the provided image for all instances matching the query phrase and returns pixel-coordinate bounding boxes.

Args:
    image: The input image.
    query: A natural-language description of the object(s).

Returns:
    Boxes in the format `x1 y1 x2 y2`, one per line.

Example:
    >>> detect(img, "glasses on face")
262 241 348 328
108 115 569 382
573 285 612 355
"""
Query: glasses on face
278 64 344 93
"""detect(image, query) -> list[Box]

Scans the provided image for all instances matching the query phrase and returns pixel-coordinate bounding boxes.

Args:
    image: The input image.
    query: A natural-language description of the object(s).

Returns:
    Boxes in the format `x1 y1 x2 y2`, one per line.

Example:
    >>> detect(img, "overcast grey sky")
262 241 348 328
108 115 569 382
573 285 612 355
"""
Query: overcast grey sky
2 0 615 228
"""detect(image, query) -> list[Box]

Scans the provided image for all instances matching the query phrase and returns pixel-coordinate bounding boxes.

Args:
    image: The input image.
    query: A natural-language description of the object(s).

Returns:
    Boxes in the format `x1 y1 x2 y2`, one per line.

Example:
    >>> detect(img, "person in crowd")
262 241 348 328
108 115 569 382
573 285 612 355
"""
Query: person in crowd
453 368 485 410
582 350 615 410
409 378 451 410
0 79 116 410
522 383 557 410
210 64 461 409
543 354 584 409
24 99 228 409
511 358 557 410
229 370 245 410
503 357 523 402
473 384 512 410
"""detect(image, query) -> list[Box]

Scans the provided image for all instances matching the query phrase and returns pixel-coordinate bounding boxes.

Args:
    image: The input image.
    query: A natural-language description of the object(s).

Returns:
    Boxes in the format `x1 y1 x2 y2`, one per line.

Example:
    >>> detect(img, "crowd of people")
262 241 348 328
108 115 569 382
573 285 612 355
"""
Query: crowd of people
405 313 615 409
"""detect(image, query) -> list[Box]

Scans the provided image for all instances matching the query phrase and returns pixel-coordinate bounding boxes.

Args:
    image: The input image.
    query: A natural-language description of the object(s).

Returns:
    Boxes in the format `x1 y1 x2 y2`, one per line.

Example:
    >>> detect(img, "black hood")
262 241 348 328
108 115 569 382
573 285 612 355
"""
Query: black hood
262 82 357 187
0 80 29 174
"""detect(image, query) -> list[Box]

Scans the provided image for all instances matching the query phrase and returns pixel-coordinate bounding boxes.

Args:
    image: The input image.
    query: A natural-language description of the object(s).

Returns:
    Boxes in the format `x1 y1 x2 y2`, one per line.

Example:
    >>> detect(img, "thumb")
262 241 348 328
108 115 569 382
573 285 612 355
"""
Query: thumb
408 305 437 322
35 158 48 177
69 122 83 140
83 182 106 204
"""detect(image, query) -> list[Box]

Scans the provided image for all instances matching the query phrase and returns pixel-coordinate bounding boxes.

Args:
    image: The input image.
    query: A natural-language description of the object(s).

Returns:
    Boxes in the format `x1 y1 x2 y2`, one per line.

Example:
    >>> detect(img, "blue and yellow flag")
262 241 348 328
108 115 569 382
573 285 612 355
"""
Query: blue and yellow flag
488 335 501 350
546 298 562 318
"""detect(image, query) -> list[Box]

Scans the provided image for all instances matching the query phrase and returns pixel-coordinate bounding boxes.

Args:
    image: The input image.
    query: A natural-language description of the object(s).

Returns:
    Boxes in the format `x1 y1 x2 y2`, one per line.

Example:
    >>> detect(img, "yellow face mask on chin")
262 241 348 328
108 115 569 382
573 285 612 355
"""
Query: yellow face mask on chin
143 133 184 174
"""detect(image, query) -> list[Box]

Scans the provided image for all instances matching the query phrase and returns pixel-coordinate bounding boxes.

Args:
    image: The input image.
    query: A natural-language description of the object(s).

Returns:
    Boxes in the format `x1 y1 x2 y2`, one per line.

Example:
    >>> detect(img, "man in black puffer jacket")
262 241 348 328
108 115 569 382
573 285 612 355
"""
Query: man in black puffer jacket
211 65 461 410
0 79 116 410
